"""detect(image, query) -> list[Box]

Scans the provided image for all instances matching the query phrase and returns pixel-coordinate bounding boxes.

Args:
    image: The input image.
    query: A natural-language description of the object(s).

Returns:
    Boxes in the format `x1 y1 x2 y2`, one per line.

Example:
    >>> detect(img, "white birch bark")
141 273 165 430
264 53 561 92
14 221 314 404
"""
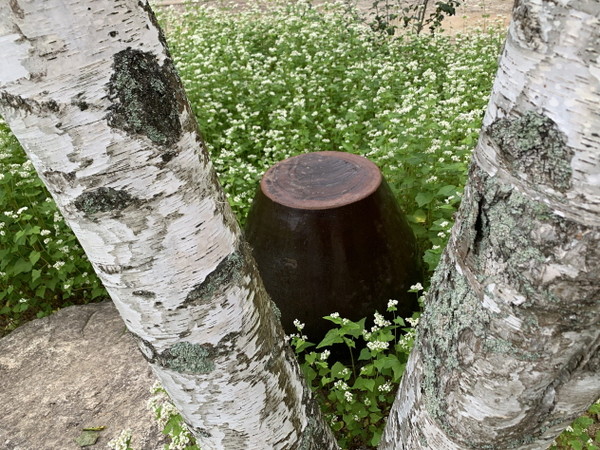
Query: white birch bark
380 0 600 448
0 1 338 448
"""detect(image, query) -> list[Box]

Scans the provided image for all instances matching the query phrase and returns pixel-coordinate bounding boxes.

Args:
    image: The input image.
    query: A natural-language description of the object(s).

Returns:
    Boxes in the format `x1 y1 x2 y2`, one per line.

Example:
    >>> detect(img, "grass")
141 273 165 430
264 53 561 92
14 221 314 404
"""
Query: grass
0 1 597 448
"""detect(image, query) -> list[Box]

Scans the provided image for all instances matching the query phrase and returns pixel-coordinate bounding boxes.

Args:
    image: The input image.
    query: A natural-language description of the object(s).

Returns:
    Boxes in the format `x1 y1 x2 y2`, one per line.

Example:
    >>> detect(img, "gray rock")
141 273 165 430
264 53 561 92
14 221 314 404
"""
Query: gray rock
0 302 168 450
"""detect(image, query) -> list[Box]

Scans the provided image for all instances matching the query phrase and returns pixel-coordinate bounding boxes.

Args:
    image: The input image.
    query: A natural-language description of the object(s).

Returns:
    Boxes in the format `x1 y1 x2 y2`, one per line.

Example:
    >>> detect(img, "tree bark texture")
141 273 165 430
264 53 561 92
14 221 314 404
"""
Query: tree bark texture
381 0 600 448
0 1 337 448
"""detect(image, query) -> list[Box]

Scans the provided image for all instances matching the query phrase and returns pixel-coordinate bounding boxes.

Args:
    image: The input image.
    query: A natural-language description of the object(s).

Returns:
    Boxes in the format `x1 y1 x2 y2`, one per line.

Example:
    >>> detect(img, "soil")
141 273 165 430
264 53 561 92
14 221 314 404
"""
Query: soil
154 0 514 34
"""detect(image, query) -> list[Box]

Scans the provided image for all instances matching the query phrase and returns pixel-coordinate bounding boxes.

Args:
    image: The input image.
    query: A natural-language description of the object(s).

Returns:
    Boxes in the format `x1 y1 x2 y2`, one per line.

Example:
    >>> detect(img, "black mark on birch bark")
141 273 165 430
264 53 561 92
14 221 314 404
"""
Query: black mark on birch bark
74 187 138 215
107 49 183 146
97 263 134 275
132 290 156 298
0 92 62 115
71 94 89 111
9 0 25 19
512 2 543 49
138 1 170 51
42 170 76 193
487 111 573 192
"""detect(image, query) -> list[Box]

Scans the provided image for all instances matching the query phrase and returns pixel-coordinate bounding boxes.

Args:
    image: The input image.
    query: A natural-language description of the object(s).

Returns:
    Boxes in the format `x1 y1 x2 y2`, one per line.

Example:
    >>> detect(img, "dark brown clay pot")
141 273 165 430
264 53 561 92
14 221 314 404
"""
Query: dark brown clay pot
245 151 421 343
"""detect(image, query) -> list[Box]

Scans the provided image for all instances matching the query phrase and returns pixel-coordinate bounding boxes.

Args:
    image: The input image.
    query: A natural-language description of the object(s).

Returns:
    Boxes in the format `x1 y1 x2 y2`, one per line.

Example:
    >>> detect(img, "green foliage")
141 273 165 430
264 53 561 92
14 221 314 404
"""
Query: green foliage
0 121 108 336
289 294 423 449
550 401 600 450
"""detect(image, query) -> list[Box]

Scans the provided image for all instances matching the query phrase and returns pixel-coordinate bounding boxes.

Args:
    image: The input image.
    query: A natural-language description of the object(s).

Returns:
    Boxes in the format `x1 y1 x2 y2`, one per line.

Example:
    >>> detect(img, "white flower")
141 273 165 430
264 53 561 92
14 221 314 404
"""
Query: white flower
19 298 28 304
387 299 398 309
40 229 51 236
374 312 390 328
320 350 330 360
334 380 349 391
440 221 449 228
52 261 65 270
410 283 423 291
406 317 420 327
293 319 305 331
107 429 132 450
329 312 339 319
378 381 393 393
344 391 354 403
367 341 389 352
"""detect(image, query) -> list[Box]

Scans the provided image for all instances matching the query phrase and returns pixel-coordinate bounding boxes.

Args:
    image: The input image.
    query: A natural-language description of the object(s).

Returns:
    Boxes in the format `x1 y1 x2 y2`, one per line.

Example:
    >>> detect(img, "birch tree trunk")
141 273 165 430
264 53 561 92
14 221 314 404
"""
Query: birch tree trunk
381 0 600 448
0 1 338 448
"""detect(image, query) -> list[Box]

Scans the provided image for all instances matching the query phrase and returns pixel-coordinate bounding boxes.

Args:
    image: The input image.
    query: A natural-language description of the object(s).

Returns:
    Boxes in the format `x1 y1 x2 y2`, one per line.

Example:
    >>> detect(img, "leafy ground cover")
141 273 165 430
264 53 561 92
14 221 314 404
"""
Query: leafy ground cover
0 1 597 448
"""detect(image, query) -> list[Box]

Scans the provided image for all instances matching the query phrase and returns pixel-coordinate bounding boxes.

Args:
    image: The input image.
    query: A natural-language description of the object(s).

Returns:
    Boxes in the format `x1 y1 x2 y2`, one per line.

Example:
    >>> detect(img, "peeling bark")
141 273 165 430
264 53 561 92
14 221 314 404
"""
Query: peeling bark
0 1 337 448
381 0 600 448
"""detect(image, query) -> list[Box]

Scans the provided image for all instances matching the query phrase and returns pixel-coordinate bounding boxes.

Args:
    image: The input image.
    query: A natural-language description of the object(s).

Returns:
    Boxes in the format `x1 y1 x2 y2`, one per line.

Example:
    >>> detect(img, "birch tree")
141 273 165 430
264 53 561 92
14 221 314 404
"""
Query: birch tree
0 1 337 448
381 0 600 448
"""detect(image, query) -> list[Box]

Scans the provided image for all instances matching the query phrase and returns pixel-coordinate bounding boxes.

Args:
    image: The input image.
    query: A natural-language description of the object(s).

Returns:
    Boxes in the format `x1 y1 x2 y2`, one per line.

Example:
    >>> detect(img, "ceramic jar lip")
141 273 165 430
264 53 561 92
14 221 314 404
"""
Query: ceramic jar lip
260 151 382 211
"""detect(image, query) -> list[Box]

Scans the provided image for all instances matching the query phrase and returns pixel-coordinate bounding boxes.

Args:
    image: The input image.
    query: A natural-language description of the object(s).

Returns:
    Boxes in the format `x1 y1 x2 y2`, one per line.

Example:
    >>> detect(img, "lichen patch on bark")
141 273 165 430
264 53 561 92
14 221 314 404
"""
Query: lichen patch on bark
162 341 215 374
184 248 244 306
487 111 573 193
418 255 491 428
107 48 183 146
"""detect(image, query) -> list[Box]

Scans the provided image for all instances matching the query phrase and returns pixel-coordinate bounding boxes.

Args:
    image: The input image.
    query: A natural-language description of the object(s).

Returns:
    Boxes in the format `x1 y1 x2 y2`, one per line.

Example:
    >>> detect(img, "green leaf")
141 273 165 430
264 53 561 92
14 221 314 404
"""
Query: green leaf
31 269 41 282
317 329 344 348
571 441 583 450
331 361 348 379
436 185 457 197
74 430 99 447
35 285 47 298
29 250 41 265
424 249 441 271
301 364 317 385
370 430 382 447
353 377 375 392
415 192 434 207
12 258 32 275
358 347 372 361
14 229 26 243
